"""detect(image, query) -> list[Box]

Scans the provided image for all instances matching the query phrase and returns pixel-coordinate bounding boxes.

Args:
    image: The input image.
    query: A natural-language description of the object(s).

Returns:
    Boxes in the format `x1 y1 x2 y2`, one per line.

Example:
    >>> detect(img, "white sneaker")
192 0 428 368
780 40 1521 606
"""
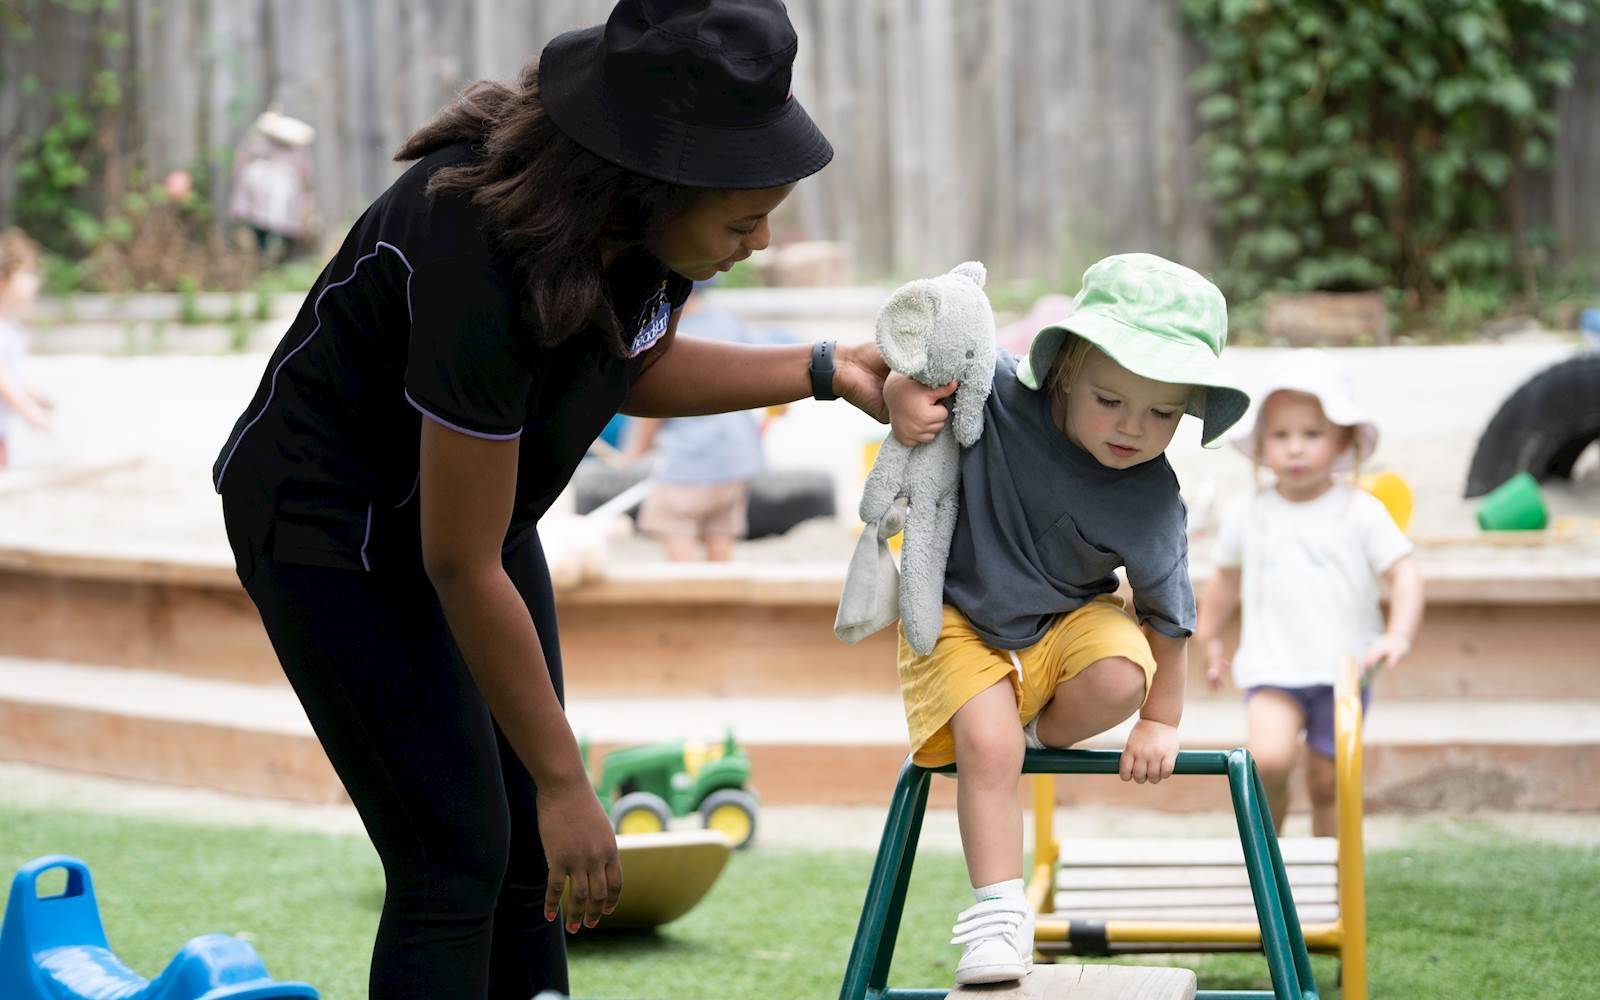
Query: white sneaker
951 896 1034 985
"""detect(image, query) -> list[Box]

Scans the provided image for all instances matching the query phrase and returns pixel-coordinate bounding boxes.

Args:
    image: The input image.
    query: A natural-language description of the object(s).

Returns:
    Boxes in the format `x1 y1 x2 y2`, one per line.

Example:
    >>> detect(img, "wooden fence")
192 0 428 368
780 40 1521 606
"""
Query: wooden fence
2 0 1596 283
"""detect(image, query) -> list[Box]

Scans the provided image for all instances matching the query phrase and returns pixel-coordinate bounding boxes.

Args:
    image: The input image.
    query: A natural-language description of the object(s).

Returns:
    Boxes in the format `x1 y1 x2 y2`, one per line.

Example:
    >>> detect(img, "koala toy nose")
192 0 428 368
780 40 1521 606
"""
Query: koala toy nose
965 349 975 358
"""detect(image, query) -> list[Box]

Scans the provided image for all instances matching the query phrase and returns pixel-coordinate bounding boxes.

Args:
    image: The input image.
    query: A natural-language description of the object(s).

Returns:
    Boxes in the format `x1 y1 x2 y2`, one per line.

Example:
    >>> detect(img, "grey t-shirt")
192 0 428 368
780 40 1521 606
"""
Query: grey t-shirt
942 351 1195 649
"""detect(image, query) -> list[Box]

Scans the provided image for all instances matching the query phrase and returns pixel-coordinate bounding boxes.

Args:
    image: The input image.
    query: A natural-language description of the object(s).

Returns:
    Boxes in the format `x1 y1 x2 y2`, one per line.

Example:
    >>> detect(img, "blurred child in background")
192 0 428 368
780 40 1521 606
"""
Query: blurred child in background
0 228 53 468
1197 349 1423 836
625 284 769 561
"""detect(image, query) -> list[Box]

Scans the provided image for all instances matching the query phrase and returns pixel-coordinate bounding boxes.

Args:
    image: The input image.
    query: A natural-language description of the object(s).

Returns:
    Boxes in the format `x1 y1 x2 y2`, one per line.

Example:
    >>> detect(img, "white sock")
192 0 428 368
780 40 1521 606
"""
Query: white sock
972 878 1025 904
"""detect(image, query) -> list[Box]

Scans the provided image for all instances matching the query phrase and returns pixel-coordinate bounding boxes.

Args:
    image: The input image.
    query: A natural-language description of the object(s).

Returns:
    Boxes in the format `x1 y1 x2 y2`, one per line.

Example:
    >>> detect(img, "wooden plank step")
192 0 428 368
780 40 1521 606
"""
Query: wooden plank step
1043 903 1341 924
1056 885 1336 910
947 963 1196 999
1057 865 1336 890
1056 837 1337 866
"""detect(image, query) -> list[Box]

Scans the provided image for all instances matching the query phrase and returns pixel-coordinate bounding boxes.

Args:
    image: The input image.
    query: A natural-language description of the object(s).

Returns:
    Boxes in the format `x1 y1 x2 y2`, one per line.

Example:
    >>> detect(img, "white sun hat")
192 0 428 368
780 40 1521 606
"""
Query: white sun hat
254 109 315 147
1229 349 1378 470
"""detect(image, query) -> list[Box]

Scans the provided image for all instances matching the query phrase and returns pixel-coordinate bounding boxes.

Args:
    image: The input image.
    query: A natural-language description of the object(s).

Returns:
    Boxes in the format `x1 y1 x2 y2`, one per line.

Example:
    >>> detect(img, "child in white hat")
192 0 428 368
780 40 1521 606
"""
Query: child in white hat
1196 349 1424 836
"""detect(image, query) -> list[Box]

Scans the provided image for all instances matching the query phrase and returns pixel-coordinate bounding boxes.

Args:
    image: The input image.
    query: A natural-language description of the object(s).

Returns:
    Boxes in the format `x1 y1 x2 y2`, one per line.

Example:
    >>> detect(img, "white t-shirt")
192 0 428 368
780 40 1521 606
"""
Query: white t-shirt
1214 483 1413 689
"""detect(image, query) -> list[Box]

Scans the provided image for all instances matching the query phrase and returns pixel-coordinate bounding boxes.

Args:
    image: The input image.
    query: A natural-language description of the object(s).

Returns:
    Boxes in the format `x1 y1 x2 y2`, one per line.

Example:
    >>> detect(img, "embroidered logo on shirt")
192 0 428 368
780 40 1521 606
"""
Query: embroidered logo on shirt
627 281 672 358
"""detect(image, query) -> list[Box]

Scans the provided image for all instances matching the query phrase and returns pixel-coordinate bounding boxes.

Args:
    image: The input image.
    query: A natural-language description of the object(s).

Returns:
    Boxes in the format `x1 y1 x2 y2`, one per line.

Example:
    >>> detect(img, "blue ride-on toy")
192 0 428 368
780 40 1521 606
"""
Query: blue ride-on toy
0 855 317 1000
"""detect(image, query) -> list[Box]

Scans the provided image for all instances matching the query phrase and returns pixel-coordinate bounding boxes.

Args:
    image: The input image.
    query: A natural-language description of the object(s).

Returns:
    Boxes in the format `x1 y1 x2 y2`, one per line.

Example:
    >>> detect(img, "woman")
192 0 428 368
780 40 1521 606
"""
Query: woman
213 2 888 995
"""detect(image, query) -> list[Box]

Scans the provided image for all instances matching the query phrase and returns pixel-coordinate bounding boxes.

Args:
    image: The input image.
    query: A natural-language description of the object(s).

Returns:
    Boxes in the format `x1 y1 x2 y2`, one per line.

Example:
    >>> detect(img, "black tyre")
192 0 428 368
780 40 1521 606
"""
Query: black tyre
697 788 759 849
571 461 834 538
746 469 836 539
1465 354 1600 497
572 461 651 517
610 791 672 836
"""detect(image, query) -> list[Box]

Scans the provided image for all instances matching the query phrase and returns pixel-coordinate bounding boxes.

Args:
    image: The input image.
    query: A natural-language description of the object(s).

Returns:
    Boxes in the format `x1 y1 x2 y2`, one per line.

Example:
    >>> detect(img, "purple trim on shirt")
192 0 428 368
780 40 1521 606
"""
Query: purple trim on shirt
213 240 416 492
360 503 374 572
404 389 522 441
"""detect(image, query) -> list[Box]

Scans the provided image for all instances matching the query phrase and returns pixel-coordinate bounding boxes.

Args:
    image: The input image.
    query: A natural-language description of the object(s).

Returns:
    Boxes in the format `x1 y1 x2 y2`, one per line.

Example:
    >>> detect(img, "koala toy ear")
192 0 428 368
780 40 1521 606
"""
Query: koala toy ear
952 260 987 288
876 280 936 376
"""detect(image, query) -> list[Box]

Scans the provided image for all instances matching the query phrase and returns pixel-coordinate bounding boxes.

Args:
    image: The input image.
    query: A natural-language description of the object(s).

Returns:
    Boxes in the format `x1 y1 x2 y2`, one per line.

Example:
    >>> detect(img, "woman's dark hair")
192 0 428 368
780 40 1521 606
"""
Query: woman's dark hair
396 59 702 354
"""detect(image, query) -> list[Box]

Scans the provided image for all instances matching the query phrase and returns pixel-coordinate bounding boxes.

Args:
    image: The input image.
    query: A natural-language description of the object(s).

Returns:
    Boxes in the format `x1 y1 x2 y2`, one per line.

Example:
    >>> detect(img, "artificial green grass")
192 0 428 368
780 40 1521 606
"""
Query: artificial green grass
3 805 1597 998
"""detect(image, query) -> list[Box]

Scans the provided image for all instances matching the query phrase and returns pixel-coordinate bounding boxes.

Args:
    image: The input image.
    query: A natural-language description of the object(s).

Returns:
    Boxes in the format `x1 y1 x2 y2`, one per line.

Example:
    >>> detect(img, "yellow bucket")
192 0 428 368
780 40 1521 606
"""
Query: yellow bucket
1359 470 1413 533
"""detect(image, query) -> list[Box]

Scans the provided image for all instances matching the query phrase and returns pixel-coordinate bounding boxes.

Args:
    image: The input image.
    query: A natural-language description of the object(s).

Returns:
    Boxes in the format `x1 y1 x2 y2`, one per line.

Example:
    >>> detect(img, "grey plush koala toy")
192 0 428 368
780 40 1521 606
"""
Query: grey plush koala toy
835 261 997 656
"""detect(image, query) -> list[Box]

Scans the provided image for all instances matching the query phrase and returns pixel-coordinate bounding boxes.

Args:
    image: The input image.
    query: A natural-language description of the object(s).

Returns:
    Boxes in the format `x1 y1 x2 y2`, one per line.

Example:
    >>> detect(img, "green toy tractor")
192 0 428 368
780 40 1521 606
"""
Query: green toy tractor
590 732 759 849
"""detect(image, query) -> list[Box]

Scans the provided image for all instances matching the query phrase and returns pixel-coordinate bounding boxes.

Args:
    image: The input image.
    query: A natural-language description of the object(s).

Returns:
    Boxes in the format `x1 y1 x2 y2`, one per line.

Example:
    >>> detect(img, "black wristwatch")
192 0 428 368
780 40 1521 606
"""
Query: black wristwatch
810 340 838 401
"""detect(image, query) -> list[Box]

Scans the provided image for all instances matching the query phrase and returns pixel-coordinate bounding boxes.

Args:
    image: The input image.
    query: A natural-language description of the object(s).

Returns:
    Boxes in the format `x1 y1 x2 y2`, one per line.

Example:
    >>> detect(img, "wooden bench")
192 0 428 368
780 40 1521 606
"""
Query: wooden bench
1028 665 1368 1000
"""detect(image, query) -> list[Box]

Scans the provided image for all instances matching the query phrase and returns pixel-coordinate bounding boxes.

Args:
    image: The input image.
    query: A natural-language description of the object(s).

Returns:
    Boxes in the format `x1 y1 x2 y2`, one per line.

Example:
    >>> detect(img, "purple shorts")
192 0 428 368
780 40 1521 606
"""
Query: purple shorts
1245 684 1372 758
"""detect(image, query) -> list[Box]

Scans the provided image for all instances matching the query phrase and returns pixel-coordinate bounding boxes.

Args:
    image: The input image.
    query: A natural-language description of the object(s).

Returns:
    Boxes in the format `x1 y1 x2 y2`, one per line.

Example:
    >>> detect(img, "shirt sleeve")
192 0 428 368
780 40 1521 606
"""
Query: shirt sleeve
1354 490 1414 574
1212 493 1250 569
404 258 533 439
1127 495 1196 638
1130 551 1196 638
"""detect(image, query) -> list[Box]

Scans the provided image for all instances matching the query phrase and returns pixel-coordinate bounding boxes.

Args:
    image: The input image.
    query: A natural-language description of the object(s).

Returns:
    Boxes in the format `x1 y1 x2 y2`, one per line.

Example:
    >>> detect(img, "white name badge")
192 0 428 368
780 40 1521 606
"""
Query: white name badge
627 284 672 358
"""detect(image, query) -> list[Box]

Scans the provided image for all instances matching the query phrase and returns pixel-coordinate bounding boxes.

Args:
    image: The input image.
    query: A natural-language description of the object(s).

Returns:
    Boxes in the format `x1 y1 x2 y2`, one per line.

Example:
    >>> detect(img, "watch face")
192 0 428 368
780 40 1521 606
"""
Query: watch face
627 282 672 358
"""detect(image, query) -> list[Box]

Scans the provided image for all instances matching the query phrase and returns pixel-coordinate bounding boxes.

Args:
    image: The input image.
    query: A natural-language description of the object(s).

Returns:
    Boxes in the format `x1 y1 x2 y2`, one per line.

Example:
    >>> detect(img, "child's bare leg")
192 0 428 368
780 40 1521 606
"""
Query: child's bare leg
1031 656 1148 748
661 536 703 561
1306 753 1338 837
1246 690 1305 833
950 678 1025 886
703 533 736 561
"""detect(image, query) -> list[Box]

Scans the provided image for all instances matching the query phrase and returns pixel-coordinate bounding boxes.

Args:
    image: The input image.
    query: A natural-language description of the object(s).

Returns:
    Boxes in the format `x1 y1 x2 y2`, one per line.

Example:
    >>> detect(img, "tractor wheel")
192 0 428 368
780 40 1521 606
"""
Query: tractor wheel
699 788 759 849
611 792 672 836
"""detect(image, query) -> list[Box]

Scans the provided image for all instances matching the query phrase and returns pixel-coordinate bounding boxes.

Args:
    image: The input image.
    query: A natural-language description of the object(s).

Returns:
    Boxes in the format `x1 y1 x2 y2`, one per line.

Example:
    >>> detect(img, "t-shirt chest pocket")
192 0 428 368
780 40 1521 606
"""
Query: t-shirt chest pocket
1039 512 1121 581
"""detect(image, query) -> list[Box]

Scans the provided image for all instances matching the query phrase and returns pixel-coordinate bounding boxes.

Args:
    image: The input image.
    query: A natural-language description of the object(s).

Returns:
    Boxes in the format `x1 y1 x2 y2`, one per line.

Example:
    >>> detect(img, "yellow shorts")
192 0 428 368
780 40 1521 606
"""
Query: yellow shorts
898 598 1157 767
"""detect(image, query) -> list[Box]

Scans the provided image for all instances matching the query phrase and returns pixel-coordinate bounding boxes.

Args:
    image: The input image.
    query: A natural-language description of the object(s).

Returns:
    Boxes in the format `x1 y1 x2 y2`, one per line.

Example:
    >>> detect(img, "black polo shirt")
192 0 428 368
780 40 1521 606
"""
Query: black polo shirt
214 141 691 572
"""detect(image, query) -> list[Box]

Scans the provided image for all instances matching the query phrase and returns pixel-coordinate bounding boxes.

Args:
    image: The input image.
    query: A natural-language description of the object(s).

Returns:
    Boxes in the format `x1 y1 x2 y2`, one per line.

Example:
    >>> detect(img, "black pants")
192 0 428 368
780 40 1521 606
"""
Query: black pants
224 501 568 999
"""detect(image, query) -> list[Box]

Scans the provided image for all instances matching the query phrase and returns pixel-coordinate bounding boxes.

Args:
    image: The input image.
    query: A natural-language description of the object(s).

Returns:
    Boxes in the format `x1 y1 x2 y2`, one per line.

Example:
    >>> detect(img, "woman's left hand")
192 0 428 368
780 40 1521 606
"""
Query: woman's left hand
833 342 892 423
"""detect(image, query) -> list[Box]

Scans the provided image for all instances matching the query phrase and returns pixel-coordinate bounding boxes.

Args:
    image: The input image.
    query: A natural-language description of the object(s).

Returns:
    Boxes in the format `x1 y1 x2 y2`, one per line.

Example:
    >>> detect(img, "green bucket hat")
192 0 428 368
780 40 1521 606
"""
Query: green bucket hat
1016 252 1249 448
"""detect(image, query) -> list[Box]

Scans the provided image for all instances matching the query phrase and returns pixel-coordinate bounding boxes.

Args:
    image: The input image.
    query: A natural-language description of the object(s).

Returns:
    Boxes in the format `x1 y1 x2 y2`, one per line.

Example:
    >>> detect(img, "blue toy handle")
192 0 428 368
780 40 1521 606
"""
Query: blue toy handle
7 855 110 953
13 855 90 892
4 856 320 1000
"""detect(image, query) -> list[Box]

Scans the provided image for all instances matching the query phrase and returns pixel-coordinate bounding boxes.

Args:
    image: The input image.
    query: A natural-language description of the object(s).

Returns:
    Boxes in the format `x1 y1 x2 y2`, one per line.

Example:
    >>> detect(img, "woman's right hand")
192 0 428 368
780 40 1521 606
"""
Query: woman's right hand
885 372 956 446
538 775 622 933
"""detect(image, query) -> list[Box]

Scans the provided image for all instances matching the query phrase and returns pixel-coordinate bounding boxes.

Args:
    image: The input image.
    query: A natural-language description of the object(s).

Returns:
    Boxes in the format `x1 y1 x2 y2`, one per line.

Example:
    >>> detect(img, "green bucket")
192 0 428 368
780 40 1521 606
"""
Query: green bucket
1476 471 1548 531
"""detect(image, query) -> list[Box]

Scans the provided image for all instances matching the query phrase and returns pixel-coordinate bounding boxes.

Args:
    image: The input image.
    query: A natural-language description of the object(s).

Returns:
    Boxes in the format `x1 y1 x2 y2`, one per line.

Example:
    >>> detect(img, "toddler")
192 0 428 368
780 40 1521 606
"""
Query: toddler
1197 349 1423 836
885 253 1248 985
0 228 53 467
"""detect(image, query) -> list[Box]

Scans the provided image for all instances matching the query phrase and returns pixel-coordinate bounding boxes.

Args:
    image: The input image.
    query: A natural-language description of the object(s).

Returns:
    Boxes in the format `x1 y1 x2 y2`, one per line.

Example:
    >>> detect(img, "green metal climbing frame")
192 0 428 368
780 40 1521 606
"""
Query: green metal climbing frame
838 748 1320 1000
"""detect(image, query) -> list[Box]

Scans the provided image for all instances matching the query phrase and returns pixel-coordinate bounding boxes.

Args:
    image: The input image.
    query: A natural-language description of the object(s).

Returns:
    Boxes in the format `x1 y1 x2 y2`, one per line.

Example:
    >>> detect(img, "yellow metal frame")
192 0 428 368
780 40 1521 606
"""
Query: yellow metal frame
1029 658 1367 999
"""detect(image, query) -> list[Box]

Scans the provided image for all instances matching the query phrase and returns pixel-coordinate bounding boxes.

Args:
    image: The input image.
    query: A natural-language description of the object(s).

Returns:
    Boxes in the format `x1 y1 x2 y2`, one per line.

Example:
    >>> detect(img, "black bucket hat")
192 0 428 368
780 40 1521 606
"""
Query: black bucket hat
539 0 834 190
